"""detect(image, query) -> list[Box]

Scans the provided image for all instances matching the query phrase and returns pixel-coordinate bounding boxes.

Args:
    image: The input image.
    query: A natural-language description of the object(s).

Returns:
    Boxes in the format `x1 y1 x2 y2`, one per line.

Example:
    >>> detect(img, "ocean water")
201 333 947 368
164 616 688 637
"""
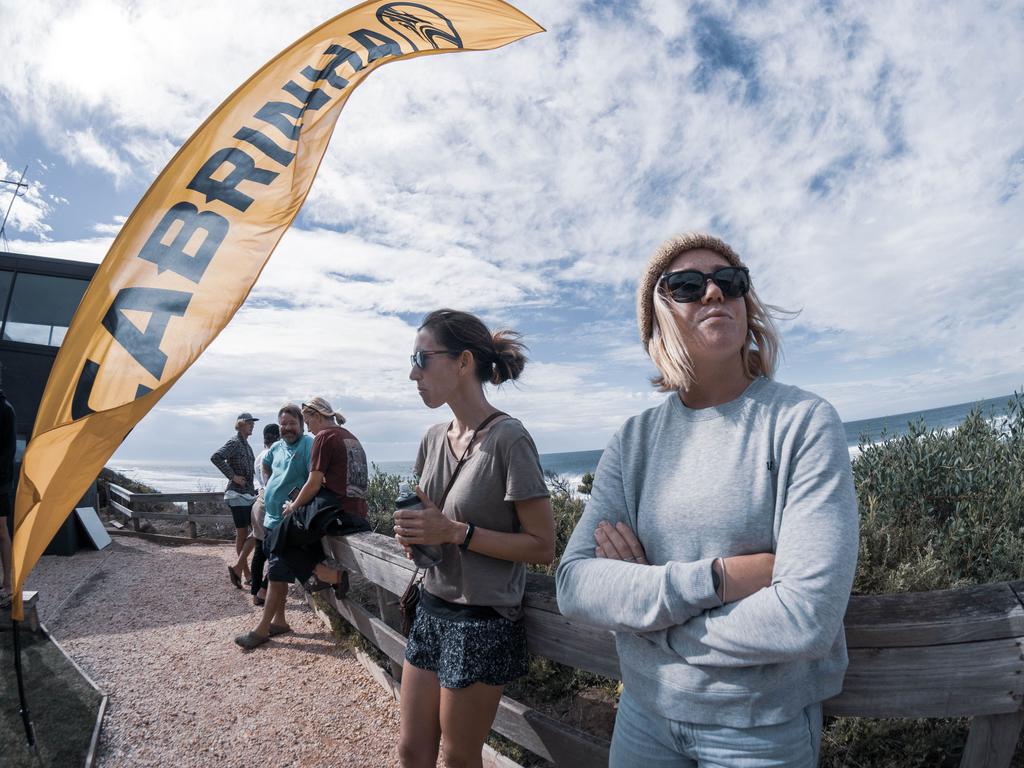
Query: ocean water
109 393 1018 494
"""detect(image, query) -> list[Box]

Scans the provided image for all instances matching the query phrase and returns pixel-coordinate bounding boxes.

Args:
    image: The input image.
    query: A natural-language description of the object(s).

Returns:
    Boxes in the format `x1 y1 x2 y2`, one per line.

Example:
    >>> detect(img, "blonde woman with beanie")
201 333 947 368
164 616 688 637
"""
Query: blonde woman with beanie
556 233 859 766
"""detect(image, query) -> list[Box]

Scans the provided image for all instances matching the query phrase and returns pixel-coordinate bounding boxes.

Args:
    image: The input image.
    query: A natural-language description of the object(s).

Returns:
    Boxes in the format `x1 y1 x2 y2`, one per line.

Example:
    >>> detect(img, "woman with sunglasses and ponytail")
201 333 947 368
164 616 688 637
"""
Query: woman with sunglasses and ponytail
395 309 554 768
556 233 858 767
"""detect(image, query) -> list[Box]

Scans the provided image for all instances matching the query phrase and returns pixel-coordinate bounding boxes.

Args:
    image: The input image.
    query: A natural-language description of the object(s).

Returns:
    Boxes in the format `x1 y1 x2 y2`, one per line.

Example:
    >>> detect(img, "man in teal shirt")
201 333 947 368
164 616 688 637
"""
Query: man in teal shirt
235 404 313 649
262 414 314 532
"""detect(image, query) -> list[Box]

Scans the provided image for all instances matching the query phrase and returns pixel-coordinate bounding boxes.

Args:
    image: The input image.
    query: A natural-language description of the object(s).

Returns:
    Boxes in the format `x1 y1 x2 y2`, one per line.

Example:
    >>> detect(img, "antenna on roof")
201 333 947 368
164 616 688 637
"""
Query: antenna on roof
0 165 30 252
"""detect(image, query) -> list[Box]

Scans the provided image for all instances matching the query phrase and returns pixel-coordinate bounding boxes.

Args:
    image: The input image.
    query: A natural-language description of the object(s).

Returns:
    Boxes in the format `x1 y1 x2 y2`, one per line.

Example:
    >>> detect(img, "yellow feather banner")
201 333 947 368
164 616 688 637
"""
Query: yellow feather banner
10 0 542 620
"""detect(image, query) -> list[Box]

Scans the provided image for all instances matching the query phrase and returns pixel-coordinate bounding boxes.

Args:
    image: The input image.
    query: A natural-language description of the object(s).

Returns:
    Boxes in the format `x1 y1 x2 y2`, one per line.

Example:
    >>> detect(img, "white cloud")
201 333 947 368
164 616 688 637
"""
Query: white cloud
63 129 132 183
3 0 1023 462
0 157 56 238
2 234 109 263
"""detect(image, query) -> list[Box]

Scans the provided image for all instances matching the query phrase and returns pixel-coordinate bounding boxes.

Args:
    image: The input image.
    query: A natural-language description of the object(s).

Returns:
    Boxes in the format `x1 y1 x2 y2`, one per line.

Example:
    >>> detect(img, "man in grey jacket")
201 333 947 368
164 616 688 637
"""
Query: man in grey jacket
211 412 258 587
556 233 858 766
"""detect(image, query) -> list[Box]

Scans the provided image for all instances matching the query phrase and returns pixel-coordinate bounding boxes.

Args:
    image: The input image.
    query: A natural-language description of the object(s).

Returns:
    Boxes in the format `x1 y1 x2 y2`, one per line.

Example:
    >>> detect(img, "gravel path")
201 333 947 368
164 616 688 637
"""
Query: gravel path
26 535 400 767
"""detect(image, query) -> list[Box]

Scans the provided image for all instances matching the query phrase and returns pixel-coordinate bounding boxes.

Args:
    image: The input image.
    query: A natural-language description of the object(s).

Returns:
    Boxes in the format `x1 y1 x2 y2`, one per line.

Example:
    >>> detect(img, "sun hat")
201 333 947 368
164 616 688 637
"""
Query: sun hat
301 396 346 425
636 232 745 348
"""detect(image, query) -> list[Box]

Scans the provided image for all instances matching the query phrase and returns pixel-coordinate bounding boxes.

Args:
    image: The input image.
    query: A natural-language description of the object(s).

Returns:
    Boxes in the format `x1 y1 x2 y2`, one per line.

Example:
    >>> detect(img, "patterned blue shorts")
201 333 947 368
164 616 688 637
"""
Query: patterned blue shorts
404 591 528 689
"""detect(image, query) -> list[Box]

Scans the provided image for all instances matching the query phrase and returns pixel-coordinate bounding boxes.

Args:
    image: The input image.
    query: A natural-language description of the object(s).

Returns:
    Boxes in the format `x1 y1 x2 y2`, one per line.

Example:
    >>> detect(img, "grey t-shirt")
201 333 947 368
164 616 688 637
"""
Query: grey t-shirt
415 416 550 620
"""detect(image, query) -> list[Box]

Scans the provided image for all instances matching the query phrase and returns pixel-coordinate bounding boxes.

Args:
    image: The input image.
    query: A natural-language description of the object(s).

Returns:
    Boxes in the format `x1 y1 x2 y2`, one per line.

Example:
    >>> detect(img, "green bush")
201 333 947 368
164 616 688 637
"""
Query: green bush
366 463 408 537
853 393 1024 594
822 716 969 768
530 472 587 577
823 392 1024 766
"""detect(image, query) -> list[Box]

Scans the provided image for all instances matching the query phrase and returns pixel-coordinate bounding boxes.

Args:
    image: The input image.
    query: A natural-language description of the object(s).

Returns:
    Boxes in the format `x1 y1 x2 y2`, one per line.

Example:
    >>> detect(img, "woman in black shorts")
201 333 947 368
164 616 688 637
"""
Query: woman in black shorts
394 309 555 768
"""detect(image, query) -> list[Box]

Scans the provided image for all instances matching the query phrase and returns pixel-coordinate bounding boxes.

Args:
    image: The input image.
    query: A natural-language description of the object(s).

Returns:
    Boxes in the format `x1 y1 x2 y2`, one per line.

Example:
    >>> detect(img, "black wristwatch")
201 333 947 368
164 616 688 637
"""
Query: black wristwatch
459 522 476 550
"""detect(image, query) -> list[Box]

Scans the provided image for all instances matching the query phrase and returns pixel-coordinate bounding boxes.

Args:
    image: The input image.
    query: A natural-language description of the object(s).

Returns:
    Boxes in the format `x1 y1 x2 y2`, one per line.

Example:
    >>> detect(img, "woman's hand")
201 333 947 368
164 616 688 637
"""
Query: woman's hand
393 486 463 547
593 520 648 564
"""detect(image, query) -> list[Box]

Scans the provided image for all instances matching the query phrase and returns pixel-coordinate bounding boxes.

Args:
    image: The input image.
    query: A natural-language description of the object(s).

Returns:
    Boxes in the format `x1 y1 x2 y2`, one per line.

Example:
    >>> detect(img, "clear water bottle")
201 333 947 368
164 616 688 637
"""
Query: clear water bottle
395 482 444 568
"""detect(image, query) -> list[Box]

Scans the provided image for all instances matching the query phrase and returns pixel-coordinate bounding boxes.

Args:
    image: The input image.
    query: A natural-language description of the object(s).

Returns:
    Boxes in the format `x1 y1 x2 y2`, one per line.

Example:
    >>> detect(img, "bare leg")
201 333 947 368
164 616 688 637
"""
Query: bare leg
398 661 442 768
439 682 505 768
234 536 256 577
228 528 252 582
253 580 288 636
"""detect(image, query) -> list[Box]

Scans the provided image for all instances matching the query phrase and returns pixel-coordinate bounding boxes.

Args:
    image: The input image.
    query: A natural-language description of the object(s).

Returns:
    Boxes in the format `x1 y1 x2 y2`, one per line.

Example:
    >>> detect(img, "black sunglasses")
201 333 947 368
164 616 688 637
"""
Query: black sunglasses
660 266 750 303
410 349 456 369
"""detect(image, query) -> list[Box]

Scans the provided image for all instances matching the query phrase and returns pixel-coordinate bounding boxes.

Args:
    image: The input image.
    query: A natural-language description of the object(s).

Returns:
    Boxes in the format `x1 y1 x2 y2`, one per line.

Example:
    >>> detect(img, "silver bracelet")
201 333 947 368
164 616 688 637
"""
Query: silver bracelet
713 557 726 601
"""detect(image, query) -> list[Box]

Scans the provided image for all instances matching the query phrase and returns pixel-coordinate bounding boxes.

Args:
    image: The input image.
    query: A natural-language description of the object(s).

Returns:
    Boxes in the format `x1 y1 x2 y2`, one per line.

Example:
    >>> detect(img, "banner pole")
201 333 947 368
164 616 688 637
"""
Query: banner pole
12 618 37 751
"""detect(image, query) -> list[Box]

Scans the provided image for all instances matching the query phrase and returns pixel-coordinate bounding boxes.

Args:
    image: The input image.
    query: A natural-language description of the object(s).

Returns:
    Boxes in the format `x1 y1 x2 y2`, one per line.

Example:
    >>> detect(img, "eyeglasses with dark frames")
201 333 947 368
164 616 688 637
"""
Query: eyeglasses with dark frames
660 266 751 303
410 349 456 369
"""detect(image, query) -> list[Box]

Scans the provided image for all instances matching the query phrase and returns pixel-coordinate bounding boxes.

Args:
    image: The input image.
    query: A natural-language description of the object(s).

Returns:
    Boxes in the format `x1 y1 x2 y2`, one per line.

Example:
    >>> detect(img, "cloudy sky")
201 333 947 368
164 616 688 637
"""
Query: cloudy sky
1 0 1022 465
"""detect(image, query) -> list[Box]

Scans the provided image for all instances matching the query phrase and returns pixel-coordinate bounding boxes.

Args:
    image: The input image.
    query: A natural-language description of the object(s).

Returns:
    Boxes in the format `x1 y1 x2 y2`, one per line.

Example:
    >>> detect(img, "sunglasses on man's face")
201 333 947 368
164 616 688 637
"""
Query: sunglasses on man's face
660 266 751 303
410 349 455 369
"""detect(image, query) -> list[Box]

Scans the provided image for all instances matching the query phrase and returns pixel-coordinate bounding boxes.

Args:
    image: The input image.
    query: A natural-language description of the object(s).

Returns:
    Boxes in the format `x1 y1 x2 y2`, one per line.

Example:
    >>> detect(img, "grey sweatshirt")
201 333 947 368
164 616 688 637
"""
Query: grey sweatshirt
555 377 859 727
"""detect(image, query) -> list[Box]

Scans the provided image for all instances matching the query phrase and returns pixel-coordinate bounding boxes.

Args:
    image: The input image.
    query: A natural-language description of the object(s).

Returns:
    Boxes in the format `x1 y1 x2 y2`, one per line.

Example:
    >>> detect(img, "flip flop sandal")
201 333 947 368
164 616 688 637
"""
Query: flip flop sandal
227 566 242 589
234 631 270 649
253 596 265 607
303 576 332 594
268 623 291 637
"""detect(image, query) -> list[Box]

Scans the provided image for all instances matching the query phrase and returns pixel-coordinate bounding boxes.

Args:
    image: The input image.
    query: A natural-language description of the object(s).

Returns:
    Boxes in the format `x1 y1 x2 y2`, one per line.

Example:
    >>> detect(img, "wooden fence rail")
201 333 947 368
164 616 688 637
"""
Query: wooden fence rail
313 531 1024 768
106 484 233 538
97 490 1024 765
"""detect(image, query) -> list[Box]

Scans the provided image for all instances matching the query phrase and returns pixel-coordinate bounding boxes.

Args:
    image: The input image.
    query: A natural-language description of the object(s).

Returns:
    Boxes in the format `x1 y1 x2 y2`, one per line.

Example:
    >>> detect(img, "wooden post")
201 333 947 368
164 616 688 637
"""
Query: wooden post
375 585 404 681
960 712 1024 768
186 501 197 539
131 515 139 532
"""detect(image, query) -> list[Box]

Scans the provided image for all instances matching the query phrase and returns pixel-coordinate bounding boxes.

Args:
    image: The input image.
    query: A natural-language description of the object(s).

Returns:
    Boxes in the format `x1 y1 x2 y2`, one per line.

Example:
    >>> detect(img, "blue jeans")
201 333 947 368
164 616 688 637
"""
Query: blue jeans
610 688 822 768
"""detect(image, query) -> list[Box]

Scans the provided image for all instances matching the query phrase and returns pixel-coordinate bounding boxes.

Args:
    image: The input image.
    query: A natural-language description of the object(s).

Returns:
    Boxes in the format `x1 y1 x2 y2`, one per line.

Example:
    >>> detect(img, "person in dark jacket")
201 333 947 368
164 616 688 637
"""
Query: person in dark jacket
211 412 258 588
0 363 15 610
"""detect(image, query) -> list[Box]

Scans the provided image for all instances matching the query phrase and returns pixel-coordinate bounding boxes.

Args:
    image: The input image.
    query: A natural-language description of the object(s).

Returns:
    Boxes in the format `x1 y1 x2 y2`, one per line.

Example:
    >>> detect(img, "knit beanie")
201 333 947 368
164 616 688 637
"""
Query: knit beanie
636 232 745 349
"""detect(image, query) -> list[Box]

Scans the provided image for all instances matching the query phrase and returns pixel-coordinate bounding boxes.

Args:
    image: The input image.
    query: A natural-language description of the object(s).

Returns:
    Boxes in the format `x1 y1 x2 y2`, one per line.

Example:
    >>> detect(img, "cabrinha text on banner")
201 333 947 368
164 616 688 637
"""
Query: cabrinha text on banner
10 0 542 621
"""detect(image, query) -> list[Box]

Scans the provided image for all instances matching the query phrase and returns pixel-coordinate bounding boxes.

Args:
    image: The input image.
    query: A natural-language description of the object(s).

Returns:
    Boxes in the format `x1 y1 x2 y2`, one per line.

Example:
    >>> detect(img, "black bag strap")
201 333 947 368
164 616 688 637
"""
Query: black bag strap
438 410 507 511
402 411 508 596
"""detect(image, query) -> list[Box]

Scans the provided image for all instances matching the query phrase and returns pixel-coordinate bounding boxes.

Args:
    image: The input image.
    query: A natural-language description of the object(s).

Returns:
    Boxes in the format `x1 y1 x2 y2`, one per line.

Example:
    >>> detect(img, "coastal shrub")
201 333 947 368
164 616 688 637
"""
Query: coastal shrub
820 392 1024 766
529 473 587 577
96 466 158 498
852 392 1024 594
366 464 407 537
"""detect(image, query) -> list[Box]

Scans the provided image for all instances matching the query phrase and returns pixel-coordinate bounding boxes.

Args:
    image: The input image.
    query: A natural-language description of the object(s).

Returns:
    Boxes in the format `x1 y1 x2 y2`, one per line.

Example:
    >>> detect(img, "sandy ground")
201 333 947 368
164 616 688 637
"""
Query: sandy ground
26 535 401 767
